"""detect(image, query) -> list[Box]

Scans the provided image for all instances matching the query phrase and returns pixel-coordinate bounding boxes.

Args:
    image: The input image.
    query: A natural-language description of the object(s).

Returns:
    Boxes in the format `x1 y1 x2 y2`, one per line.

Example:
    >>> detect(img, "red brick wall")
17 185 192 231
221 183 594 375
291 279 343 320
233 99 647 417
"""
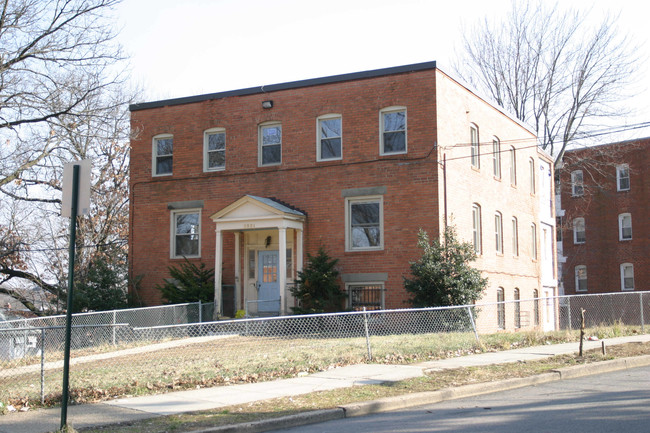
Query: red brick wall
560 138 650 294
129 69 440 307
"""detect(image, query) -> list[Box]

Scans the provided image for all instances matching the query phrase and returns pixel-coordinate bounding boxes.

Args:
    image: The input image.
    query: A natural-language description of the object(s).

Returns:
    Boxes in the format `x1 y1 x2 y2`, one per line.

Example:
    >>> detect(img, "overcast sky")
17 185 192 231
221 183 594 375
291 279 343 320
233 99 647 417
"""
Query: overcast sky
116 0 650 137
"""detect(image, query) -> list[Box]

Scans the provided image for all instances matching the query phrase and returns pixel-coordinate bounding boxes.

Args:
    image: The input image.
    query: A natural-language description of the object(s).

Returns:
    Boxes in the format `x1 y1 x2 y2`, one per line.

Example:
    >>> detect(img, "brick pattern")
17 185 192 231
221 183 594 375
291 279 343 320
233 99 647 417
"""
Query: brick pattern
129 66 552 323
559 138 650 294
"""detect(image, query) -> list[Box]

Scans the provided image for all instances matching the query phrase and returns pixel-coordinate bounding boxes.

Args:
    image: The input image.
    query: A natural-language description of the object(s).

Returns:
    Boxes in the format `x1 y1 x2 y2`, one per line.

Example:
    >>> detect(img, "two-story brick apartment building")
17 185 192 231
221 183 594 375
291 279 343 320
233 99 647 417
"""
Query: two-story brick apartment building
129 61 556 330
559 137 650 295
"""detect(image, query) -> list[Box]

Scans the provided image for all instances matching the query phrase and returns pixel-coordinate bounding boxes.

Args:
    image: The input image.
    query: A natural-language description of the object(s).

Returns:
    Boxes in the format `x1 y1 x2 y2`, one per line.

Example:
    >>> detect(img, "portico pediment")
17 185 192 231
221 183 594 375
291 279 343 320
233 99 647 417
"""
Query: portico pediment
210 195 305 231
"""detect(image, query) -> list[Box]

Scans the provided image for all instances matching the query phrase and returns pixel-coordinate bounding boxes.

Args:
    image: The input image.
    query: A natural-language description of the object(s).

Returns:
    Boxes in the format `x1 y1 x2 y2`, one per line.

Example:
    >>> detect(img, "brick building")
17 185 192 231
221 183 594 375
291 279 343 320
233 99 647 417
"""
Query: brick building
129 61 557 330
558 137 650 295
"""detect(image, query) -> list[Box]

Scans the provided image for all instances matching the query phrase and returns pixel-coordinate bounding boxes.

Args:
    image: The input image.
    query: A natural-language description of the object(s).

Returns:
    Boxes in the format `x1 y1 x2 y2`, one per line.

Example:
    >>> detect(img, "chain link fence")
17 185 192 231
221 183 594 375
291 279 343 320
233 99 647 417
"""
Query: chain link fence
1 291 648 411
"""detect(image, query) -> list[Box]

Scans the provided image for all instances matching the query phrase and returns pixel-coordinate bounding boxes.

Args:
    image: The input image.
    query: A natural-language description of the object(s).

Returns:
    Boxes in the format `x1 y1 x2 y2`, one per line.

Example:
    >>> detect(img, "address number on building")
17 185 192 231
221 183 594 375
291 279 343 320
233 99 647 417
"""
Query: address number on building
244 223 256 228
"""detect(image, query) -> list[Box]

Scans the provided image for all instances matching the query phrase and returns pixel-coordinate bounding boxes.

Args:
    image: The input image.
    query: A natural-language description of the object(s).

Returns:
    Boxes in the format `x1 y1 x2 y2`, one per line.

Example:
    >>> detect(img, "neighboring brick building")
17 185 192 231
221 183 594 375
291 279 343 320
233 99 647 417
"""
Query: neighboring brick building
558 137 650 295
128 61 557 330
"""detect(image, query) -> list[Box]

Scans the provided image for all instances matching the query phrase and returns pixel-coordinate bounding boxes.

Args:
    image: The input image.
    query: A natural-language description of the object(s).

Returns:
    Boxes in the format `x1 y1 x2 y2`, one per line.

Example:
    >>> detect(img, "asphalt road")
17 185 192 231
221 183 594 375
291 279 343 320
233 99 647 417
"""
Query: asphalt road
270 366 650 433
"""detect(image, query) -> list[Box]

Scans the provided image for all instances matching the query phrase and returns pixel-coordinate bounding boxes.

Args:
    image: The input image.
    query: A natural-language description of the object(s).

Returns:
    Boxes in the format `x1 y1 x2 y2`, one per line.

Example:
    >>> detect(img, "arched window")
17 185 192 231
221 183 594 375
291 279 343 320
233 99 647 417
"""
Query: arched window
514 288 521 328
620 263 634 291
472 203 482 254
470 124 480 168
575 265 587 292
497 288 505 329
573 218 585 244
492 137 501 178
618 213 632 241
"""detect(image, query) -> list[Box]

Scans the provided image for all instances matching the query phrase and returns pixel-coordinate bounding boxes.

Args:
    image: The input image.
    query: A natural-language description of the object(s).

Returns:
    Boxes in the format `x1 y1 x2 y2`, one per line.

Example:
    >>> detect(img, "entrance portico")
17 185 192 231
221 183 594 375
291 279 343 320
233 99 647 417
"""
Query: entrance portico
210 196 305 316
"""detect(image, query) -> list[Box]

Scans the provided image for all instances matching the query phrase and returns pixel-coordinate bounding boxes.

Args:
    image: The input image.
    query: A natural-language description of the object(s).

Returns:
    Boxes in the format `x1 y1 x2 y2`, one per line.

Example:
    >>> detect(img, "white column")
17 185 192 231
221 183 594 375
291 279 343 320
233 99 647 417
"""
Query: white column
234 232 241 313
296 228 304 274
278 227 287 315
214 228 223 319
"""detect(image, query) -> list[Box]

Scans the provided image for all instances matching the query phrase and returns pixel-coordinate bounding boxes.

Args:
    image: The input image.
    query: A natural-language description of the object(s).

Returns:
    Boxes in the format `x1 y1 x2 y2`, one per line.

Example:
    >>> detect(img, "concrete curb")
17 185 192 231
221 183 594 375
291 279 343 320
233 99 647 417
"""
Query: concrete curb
185 409 345 433
204 354 650 433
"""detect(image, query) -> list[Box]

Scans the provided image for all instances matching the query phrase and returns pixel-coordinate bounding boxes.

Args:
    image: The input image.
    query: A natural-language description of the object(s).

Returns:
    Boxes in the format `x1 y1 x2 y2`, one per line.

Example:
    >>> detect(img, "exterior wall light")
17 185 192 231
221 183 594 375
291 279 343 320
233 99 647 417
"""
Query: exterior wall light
262 100 273 109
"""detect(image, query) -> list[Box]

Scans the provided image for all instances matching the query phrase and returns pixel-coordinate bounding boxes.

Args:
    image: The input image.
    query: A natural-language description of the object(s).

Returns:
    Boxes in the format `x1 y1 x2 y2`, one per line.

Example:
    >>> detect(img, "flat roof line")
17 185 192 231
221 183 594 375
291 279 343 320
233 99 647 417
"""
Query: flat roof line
129 61 437 111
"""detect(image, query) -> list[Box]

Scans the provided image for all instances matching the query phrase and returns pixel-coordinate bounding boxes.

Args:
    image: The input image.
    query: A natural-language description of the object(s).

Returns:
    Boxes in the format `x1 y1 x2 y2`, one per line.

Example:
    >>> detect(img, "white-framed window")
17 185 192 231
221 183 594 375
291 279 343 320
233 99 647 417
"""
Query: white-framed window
171 210 200 258
529 158 536 194
575 265 587 292
573 218 585 244
259 122 282 166
204 128 226 171
345 196 383 251
620 263 635 291
531 223 537 260
618 213 632 241
571 170 584 196
317 114 342 161
347 283 384 311
493 137 501 178
495 212 503 254
153 134 173 176
509 146 517 186
533 289 540 326
380 107 407 155
514 288 521 328
470 124 480 168
512 217 519 256
616 164 630 191
472 203 482 255
497 287 505 329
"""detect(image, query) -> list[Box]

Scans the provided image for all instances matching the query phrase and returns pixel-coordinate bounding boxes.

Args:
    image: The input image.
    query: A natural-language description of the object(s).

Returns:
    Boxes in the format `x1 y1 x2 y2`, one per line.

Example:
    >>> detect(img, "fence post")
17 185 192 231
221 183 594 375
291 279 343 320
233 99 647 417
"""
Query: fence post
198 300 202 323
640 292 645 334
466 306 480 345
40 328 45 405
363 307 372 361
567 297 572 331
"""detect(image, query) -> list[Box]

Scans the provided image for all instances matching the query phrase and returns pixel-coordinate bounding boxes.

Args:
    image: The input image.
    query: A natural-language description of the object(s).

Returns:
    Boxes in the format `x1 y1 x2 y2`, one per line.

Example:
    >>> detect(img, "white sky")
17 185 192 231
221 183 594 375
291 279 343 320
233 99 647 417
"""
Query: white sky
116 0 650 134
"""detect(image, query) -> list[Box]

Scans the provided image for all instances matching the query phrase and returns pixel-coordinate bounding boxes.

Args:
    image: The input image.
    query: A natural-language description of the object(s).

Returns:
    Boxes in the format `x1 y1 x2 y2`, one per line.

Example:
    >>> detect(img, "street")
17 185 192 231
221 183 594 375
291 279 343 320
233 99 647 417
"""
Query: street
270 366 650 433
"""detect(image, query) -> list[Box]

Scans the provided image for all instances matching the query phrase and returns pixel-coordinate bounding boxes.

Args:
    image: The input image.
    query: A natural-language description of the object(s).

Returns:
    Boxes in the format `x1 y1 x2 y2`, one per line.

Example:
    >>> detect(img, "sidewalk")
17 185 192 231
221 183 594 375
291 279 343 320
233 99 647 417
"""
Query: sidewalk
2 334 650 433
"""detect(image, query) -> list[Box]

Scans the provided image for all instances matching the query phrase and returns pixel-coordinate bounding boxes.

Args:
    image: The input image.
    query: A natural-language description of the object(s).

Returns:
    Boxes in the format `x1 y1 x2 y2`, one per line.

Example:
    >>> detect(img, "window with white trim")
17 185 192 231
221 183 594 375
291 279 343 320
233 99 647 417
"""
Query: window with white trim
380 107 406 155
346 196 383 251
470 124 480 168
533 289 540 326
509 146 517 186
493 137 501 178
497 287 505 329
571 170 584 196
529 158 536 194
573 218 585 244
514 288 521 328
512 217 519 256
616 164 630 191
259 122 282 166
347 283 384 311
531 223 537 260
317 114 342 161
620 263 634 291
575 265 587 292
171 210 200 258
472 203 482 254
618 213 632 241
153 134 173 176
495 212 503 254
204 128 226 171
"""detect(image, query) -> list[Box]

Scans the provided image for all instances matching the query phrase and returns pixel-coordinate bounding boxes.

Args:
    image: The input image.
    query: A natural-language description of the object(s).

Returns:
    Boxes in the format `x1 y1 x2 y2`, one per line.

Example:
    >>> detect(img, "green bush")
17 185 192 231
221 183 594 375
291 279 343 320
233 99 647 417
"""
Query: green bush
290 247 347 314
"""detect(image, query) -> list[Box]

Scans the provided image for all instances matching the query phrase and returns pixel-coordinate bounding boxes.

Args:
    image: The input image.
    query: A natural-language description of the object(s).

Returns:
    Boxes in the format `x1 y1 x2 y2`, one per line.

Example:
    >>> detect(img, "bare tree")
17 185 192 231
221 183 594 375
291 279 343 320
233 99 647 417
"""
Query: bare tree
455 1 642 163
0 0 136 313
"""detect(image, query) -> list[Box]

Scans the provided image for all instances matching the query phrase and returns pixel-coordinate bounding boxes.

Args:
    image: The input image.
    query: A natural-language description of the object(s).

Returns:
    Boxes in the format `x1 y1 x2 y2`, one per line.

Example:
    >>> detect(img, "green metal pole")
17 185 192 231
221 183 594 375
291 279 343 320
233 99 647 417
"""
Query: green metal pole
61 164 79 429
